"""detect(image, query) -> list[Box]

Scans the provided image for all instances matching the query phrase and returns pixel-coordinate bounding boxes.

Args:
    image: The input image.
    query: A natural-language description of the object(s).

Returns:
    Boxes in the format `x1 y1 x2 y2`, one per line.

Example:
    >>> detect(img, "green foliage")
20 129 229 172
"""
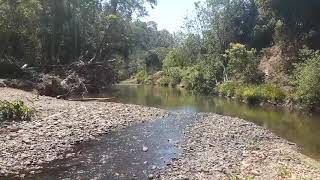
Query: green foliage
241 87 261 103
258 84 286 102
163 67 182 87
217 81 240 97
225 43 264 84
294 50 320 105
143 51 162 73
217 82 286 103
0 100 32 122
163 49 190 68
136 70 148 84
180 66 209 93
157 76 171 87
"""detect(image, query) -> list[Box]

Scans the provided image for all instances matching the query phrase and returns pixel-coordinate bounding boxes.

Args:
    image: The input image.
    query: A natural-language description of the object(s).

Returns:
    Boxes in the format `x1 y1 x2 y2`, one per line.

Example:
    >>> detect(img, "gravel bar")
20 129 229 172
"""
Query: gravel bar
161 113 320 180
0 88 168 177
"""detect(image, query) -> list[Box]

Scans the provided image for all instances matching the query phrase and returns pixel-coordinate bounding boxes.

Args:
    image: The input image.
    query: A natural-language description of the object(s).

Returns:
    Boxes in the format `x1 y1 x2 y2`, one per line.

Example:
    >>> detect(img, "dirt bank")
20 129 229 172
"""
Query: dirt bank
0 88 167 177
161 114 320 179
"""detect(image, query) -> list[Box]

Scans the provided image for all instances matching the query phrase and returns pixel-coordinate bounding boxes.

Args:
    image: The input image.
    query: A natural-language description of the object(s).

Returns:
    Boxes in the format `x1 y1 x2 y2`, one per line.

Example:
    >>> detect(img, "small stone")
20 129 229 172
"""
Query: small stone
177 175 190 180
151 165 157 170
148 174 154 179
22 138 31 144
251 170 260 176
143 145 149 152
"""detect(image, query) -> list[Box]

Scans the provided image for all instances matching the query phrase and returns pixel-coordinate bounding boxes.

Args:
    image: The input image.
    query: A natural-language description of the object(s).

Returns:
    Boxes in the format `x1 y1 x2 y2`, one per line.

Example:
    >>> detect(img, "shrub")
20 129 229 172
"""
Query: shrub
294 50 320 105
217 81 240 97
258 84 286 102
0 100 32 122
217 82 287 103
163 67 182 87
179 64 217 94
163 49 191 69
180 66 198 89
241 87 261 103
157 76 171 87
136 70 148 84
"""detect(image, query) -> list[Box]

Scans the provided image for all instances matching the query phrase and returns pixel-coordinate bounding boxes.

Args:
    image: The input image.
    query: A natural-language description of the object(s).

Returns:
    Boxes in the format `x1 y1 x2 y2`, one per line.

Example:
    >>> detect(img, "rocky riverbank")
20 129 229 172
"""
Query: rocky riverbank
161 114 320 179
0 88 167 177
1 87 320 179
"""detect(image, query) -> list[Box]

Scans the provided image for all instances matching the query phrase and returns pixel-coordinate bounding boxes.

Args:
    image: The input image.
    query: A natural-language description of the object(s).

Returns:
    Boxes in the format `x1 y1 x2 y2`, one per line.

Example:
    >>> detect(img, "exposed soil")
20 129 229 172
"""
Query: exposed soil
0 88 167 177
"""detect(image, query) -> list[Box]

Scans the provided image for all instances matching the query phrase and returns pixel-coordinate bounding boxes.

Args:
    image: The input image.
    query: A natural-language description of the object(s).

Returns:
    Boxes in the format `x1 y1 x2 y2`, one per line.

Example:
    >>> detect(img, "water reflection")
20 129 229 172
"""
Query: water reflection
92 85 320 160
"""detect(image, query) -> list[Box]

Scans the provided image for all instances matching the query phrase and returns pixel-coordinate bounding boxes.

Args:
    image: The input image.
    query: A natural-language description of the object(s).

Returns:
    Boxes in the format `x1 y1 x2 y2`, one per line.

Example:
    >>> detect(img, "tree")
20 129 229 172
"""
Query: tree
294 49 320 105
225 43 263 84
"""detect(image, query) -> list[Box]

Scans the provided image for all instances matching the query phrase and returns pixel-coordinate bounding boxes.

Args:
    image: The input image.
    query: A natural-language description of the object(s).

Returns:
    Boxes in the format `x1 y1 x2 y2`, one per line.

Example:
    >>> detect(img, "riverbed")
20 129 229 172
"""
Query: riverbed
1 86 320 179
90 84 320 160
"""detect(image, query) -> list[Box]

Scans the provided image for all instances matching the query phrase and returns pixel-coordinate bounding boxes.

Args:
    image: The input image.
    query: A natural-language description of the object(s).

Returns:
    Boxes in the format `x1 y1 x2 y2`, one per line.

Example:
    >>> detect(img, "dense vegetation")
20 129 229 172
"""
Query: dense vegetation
0 0 174 79
1 0 320 108
134 0 320 108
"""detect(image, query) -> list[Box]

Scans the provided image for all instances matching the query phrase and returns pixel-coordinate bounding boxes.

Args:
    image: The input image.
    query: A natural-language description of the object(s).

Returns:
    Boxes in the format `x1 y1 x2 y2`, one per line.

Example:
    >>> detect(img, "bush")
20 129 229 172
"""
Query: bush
157 76 171 87
294 50 320 105
0 100 32 122
217 81 240 97
136 70 148 84
217 82 286 103
176 64 217 94
258 84 286 102
241 87 261 103
159 67 181 87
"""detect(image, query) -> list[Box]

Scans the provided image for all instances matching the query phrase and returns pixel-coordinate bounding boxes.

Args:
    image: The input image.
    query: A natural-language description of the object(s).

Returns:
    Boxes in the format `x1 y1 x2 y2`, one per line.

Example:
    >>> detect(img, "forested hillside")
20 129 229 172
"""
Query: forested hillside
134 0 320 109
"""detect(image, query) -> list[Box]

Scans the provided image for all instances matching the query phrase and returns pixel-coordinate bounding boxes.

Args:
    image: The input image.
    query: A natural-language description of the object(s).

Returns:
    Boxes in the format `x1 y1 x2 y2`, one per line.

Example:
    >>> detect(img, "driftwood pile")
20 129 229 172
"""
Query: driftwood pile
2 60 116 98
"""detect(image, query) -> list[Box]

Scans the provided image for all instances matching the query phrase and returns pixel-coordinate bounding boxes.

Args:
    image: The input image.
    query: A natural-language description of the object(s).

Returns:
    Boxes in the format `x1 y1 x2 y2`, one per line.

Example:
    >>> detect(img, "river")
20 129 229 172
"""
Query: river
26 84 320 179
93 84 320 160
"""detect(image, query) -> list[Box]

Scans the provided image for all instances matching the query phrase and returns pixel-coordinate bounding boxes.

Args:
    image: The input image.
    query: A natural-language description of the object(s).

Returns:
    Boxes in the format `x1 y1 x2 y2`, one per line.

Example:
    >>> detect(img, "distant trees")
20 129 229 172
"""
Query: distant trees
0 0 165 65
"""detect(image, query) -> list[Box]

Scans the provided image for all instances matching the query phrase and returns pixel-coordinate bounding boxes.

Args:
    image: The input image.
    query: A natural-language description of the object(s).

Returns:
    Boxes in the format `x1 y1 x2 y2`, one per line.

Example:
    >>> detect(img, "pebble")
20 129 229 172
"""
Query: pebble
148 174 154 179
0 88 168 176
142 145 149 152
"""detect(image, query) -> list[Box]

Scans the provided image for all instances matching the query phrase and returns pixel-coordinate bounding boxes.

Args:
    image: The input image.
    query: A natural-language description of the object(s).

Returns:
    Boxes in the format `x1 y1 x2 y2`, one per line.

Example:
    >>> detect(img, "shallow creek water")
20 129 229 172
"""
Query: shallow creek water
27 113 199 180
28 84 320 179
94 85 320 160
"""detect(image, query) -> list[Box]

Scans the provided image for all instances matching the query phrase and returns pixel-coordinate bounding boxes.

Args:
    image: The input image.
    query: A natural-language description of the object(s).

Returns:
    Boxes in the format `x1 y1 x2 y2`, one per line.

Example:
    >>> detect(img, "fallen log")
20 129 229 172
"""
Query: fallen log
68 97 115 102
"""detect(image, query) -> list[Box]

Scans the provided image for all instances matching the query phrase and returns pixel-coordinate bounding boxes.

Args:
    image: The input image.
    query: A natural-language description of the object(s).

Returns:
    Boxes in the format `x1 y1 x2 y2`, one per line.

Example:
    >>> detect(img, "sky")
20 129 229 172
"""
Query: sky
142 0 202 33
